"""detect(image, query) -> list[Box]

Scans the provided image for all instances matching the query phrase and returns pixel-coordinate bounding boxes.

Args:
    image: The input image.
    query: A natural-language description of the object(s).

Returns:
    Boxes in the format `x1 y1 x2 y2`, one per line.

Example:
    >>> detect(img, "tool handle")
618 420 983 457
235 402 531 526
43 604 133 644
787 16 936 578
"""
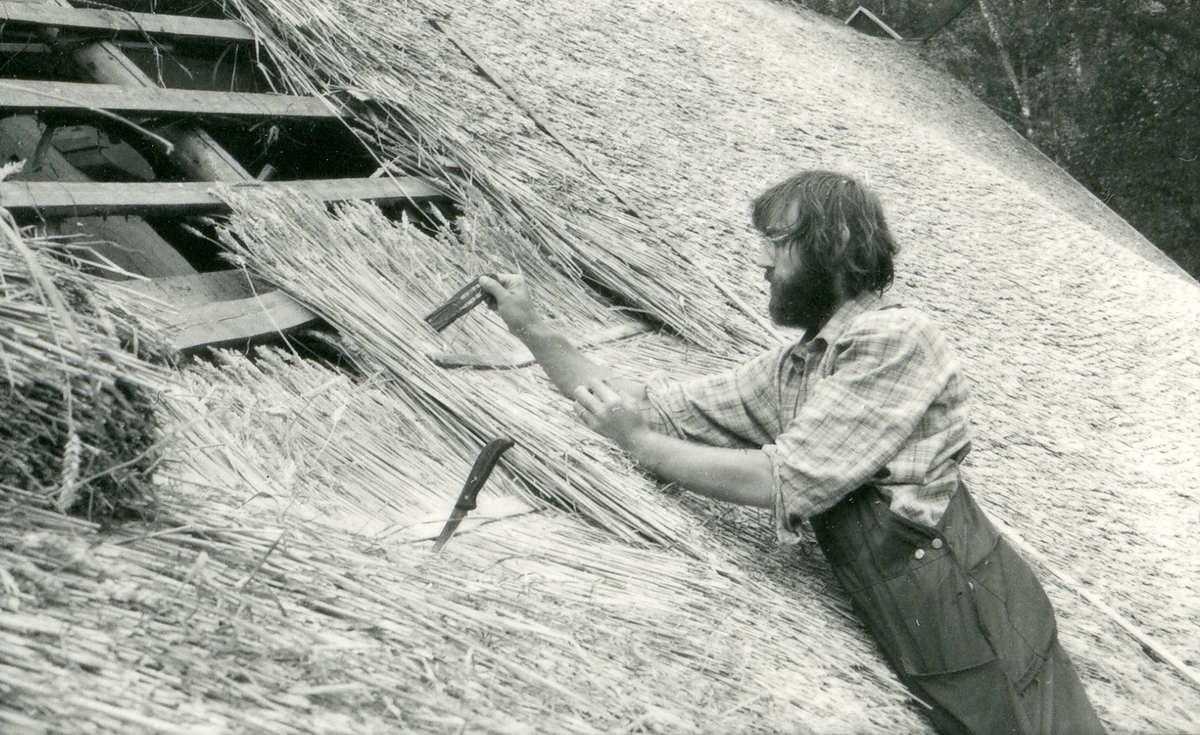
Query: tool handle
424 273 499 332
455 437 516 511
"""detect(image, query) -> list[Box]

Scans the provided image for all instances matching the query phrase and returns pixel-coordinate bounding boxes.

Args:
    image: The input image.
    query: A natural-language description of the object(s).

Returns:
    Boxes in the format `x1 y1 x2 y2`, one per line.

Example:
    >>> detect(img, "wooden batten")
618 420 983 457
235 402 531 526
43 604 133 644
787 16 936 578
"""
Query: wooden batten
124 274 319 350
169 290 317 350
123 269 271 306
1 177 445 217
0 79 340 119
0 4 257 43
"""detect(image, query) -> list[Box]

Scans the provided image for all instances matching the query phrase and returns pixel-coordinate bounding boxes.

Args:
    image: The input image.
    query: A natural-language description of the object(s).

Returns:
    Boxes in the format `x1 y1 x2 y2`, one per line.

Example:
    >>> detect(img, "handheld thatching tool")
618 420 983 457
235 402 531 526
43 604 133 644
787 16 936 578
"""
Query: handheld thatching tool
424 274 498 332
433 437 516 552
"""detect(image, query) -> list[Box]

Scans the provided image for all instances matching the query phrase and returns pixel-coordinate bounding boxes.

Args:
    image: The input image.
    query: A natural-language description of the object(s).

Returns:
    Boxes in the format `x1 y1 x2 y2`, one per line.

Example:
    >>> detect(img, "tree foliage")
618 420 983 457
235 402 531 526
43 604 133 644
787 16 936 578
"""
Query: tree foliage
803 0 1200 278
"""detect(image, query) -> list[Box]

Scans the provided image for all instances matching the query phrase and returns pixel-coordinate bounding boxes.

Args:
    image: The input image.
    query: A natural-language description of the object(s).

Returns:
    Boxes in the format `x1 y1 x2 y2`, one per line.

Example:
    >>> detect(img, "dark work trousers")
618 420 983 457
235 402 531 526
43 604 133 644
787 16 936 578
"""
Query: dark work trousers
811 482 1105 735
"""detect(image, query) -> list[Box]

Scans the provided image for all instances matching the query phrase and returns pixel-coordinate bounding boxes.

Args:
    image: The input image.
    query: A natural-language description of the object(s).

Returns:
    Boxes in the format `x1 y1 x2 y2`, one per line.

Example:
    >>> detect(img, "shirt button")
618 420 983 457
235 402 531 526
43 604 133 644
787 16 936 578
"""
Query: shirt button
931 538 944 549
914 549 925 560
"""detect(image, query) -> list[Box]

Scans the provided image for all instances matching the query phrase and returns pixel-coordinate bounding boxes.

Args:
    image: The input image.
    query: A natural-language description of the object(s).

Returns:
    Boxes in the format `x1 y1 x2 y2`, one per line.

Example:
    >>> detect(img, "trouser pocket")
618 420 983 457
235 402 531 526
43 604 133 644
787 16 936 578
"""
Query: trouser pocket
966 536 1056 690
941 483 1057 690
857 549 998 676
849 557 1035 735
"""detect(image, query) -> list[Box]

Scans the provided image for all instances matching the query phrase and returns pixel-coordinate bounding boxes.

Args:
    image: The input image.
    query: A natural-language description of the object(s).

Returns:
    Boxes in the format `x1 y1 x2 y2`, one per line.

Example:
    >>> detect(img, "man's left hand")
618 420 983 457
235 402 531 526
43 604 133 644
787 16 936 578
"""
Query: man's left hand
573 379 650 450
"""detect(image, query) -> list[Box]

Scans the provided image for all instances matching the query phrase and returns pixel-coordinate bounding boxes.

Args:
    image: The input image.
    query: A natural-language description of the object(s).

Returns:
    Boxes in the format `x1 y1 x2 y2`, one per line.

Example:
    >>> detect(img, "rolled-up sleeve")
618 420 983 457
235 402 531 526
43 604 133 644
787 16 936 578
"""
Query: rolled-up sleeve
772 313 957 534
645 346 787 449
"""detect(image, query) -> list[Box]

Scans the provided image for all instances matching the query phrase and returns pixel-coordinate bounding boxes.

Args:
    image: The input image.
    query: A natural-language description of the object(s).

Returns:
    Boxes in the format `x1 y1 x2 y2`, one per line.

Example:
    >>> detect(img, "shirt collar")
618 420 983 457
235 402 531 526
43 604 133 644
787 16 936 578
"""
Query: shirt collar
799 291 889 354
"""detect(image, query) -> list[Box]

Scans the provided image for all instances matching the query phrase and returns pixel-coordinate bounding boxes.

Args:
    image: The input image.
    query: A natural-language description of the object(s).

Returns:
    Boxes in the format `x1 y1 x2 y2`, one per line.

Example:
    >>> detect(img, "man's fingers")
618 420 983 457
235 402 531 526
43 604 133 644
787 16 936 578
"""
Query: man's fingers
580 380 624 412
587 379 623 404
478 275 505 297
493 273 522 288
573 385 603 414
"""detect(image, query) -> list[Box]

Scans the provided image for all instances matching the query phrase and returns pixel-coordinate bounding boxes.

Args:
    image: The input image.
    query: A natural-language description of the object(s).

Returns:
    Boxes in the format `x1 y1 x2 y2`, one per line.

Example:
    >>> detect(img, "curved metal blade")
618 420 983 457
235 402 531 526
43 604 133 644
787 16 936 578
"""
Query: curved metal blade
432 507 469 552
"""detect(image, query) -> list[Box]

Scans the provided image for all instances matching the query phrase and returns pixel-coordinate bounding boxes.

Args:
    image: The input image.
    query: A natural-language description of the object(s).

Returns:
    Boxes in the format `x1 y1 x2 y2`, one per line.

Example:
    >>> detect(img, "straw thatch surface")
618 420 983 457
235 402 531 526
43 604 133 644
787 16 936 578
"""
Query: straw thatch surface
3 323 928 733
224 0 771 353
439 0 1200 728
3 0 1200 732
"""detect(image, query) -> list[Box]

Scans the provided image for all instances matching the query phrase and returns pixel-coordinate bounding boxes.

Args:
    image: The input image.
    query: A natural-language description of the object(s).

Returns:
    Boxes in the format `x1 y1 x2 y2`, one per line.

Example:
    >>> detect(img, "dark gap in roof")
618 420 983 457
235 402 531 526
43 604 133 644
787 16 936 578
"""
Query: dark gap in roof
119 42 276 94
376 197 463 239
192 118 380 182
51 124 156 182
580 272 662 333
0 41 85 81
142 215 230 273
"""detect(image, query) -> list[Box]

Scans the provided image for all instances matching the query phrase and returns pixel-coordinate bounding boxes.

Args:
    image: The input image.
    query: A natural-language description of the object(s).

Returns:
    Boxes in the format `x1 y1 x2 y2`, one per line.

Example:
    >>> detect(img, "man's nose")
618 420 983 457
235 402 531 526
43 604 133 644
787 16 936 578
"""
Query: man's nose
756 241 774 268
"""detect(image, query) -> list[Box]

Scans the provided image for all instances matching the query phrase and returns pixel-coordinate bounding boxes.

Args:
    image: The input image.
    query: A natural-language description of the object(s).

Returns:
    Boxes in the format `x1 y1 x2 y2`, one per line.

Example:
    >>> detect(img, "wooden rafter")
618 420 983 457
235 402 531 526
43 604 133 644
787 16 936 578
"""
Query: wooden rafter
0 177 444 217
0 80 340 119
0 4 257 43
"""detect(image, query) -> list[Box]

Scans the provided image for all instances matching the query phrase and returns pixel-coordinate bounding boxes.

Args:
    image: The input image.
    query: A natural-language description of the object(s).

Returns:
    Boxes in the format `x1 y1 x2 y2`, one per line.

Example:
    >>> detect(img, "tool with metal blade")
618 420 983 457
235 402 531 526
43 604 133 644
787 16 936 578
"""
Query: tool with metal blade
424 273 498 332
432 437 516 552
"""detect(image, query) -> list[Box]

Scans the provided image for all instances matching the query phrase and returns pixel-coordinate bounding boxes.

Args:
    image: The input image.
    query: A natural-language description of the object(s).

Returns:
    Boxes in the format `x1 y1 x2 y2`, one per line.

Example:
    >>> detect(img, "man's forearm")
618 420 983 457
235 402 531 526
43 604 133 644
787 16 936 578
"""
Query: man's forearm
481 274 644 400
624 431 775 509
519 322 644 400
518 322 607 395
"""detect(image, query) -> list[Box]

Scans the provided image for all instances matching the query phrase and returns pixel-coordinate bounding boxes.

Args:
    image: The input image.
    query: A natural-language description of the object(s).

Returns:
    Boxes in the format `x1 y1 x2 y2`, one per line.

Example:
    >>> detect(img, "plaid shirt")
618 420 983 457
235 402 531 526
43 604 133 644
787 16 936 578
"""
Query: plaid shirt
646 292 971 539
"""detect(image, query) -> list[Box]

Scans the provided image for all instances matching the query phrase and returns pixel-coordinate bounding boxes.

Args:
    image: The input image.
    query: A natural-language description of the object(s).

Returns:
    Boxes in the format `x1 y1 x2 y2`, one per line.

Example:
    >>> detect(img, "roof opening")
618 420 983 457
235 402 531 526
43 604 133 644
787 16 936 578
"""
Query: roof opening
1 1 454 354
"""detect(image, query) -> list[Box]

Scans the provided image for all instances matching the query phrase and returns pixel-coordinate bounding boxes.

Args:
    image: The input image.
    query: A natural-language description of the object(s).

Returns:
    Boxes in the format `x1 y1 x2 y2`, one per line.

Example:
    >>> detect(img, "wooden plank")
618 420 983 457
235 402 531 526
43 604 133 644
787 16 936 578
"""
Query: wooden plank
845 7 905 41
0 42 51 54
0 80 338 119
46 217 197 278
175 290 316 350
0 4 256 43
118 272 320 350
122 270 270 306
0 177 445 217
1 39 179 53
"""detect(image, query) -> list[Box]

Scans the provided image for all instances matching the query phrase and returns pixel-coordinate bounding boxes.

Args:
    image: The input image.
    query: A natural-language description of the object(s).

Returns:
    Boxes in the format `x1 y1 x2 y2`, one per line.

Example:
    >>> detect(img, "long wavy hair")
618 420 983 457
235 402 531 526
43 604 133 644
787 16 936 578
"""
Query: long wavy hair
750 171 899 297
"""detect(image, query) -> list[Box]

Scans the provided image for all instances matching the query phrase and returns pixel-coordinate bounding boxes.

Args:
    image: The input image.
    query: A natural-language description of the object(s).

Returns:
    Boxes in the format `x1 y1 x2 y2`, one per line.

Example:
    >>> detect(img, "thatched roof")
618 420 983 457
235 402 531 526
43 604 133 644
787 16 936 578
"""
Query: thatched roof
3 0 1199 732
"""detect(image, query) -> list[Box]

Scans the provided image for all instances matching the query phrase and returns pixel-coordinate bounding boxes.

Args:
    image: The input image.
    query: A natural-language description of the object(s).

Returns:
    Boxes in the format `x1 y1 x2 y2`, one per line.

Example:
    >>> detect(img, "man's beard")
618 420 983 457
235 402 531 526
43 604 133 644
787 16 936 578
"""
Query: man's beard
767 266 838 333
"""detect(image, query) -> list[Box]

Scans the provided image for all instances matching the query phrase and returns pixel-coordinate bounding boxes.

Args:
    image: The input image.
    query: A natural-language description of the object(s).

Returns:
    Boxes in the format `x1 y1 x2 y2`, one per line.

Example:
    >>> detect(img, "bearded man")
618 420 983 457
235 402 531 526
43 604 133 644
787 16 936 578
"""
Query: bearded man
480 170 1105 735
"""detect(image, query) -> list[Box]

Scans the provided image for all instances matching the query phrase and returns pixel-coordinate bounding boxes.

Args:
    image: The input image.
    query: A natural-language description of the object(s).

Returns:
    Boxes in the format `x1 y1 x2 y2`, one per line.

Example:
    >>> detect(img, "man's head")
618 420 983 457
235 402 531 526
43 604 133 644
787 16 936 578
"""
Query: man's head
751 171 899 332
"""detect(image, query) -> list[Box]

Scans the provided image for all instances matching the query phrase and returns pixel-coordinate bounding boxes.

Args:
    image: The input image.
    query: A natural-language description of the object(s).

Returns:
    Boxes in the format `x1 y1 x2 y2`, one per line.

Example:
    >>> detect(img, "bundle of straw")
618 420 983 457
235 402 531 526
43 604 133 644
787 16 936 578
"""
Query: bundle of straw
0 207 172 519
210 185 707 552
9 331 1196 733
223 0 770 354
0 342 928 734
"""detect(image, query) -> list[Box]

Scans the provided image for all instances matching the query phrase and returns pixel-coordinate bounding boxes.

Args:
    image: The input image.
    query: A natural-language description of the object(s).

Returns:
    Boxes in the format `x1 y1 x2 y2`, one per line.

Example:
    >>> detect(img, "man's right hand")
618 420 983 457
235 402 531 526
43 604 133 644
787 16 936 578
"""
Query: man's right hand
479 274 542 337
478 273 649 412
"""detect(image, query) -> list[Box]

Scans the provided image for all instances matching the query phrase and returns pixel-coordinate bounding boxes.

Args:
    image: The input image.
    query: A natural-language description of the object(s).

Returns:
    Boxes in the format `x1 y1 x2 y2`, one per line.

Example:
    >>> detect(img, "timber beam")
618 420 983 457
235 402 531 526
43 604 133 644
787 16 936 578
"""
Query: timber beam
0 4 257 44
0 80 340 120
0 177 445 217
